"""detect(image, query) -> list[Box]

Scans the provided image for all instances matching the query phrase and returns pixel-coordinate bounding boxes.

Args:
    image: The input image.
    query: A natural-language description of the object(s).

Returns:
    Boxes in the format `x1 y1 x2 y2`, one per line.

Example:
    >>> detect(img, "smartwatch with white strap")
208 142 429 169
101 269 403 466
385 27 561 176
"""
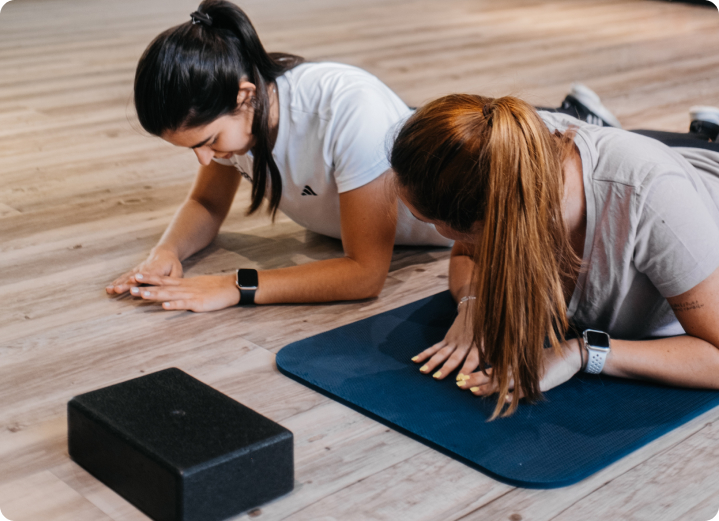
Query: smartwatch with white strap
582 329 611 374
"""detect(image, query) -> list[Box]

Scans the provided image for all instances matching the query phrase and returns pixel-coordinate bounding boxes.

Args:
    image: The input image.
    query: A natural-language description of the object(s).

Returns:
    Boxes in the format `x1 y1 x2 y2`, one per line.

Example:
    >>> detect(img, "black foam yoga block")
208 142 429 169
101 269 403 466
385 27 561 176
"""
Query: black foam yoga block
68 368 294 521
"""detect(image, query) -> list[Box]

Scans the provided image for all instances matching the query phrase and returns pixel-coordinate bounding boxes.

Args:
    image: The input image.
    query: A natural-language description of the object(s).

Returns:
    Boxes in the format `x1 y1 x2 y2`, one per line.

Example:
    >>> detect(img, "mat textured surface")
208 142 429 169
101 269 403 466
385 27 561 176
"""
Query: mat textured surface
277 291 719 488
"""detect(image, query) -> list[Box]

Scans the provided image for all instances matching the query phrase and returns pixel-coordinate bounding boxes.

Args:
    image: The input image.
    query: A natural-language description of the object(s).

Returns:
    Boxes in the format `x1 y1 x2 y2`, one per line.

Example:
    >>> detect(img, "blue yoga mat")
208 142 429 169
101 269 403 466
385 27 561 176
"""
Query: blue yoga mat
276 291 719 488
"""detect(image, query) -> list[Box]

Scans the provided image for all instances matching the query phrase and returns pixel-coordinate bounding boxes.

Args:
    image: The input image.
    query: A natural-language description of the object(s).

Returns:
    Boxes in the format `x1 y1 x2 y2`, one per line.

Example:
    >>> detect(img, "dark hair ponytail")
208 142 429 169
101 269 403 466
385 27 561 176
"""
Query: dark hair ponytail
134 0 304 218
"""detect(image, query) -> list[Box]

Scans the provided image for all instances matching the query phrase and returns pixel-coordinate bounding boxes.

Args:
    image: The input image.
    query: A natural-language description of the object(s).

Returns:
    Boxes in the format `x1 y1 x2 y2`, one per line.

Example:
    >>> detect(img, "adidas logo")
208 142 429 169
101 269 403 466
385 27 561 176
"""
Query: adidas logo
301 185 318 196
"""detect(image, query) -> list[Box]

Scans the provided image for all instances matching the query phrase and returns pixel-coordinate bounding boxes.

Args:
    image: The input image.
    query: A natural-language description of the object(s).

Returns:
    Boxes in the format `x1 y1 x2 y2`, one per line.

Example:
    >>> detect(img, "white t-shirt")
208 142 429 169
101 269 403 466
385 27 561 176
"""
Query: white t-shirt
540 111 719 339
214 62 451 247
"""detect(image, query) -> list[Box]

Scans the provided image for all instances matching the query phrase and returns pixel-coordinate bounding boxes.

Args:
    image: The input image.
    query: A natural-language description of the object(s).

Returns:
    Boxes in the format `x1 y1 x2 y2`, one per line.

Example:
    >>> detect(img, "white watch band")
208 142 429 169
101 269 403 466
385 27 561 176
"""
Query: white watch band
585 347 607 374
582 329 610 374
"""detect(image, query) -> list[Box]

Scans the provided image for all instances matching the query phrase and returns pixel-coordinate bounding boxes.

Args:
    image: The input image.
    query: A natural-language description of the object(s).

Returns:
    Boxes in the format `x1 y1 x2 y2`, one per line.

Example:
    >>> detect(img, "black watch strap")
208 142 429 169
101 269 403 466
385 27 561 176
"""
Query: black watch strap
235 269 258 305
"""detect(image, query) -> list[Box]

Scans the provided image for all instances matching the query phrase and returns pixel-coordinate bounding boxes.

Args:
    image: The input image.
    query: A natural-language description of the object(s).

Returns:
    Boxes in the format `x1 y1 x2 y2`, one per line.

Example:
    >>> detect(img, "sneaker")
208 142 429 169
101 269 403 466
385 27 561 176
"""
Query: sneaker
560 83 622 128
689 106 719 141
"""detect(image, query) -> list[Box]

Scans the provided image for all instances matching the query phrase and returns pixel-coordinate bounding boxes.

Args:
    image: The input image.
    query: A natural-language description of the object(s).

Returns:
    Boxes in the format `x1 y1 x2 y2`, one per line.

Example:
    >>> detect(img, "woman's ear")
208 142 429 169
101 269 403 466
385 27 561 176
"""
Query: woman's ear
237 81 257 107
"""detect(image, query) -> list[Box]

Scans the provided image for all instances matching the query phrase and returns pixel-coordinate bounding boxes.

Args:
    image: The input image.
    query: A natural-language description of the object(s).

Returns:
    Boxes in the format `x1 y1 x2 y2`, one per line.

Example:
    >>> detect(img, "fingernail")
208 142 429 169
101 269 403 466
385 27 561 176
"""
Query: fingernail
456 373 465 381
131 287 139 294
135 274 144 280
106 286 113 291
433 371 442 379
143 291 151 297
461 374 470 381
470 387 480 392
411 356 419 362
420 365 429 372
457 381 465 387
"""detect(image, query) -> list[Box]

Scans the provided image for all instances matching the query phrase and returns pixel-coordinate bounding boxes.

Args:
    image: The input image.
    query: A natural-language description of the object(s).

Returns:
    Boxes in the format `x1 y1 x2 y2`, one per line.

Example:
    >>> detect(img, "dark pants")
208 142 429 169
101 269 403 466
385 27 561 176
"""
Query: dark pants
545 105 719 152
631 130 719 152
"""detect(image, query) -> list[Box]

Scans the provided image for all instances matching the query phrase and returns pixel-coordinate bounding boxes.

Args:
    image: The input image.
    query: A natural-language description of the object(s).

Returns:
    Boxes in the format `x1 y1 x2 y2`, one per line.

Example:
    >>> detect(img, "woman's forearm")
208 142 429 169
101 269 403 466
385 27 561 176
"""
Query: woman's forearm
602 335 719 389
156 198 226 261
603 268 719 389
249 170 393 304
254 256 388 304
155 162 241 261
449 241 475 302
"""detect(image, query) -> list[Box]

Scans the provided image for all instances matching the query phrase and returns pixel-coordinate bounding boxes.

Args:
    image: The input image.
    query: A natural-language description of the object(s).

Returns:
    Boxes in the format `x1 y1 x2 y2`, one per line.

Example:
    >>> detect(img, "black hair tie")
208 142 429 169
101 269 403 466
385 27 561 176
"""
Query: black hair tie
190 10 213 26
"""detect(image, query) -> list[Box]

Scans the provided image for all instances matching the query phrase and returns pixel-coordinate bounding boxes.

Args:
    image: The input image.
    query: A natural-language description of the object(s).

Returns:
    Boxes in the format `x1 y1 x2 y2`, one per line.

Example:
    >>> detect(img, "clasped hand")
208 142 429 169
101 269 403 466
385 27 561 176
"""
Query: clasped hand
128 273 240 312
106 248 240 312
106 246 183 295
413 305 582 401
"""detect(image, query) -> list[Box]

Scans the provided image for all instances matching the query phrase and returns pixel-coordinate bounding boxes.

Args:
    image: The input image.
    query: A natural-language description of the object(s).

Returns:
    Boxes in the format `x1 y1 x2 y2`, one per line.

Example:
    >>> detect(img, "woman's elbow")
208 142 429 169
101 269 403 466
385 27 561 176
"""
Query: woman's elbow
361 277 387 299
354 270 388 300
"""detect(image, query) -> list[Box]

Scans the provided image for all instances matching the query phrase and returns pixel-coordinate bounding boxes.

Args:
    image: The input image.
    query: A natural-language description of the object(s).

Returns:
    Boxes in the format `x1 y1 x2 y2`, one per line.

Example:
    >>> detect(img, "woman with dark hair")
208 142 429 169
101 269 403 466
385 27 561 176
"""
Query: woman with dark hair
106 0 454 310
391 94 719 419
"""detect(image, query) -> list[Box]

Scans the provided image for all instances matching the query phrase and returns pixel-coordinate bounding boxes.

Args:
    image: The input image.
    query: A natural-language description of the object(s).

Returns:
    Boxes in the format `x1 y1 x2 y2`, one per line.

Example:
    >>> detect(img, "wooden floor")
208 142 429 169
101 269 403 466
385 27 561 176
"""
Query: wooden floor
2 0 719 519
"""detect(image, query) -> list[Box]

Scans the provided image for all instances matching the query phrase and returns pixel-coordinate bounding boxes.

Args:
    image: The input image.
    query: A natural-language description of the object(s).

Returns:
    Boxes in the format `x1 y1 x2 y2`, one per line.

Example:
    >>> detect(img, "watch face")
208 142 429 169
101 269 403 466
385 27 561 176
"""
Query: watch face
585 330 610 348
237 269 259 289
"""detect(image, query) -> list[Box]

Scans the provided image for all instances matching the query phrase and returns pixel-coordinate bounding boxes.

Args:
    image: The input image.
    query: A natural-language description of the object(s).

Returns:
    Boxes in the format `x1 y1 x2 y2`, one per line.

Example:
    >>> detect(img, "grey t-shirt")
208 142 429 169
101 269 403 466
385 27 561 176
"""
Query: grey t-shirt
540 112 719 339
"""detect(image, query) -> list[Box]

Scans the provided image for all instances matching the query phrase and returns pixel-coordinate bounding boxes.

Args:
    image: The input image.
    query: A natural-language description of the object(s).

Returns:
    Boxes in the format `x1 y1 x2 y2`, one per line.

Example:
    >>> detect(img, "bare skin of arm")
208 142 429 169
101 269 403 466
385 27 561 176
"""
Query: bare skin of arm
411 240 481 378
435 265 719 399
251 172 396 304
601 267 719 388
448 240 474 301
106 159 241 295
119 171 397 310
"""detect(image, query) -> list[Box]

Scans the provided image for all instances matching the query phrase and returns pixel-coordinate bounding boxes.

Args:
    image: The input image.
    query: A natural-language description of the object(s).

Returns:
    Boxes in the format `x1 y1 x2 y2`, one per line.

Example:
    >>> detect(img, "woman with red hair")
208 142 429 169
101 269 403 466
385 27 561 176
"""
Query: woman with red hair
391 94 719 418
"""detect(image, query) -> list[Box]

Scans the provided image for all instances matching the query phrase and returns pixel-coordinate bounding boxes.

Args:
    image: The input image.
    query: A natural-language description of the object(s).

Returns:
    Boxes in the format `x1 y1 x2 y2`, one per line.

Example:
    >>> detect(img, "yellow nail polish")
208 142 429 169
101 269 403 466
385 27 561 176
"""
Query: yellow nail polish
433 371 442 379
470 387 480 392
456 381 464 387
461 374 470 381
420 365 429 372
411 356 419 362
456 373 465 381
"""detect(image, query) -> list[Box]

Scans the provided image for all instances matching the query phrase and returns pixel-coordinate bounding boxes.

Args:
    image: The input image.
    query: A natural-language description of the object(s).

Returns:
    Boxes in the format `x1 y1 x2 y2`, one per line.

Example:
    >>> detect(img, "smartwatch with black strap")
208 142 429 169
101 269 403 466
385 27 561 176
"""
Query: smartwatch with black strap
235 269 258 305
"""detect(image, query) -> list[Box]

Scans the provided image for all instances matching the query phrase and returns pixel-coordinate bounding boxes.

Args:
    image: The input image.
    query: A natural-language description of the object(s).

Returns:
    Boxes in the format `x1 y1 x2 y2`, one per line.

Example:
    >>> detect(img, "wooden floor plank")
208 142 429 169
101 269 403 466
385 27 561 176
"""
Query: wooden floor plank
0 471 113 521
49 463 151 521
278 450 512 521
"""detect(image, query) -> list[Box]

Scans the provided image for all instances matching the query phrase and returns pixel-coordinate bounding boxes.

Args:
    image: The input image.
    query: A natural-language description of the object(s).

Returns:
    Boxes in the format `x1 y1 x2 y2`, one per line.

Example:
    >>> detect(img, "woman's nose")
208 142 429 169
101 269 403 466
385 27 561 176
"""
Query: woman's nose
193 147 214 166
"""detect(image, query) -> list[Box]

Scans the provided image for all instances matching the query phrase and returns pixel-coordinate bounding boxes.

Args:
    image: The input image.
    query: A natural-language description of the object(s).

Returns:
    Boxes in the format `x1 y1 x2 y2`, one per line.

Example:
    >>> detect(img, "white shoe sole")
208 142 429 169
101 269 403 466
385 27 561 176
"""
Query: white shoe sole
569 83 622 128
689 106 719 126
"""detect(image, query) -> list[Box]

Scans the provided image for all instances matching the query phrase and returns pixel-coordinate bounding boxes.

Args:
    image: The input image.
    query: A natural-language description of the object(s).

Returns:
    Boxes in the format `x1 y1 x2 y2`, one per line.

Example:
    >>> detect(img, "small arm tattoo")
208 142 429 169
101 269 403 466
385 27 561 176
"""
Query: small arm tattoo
671 300 705 313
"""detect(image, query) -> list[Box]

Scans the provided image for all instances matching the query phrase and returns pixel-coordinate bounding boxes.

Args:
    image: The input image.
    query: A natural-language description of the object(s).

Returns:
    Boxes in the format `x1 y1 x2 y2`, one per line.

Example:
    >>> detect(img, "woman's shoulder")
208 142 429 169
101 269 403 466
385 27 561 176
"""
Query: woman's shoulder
285 60 368 75
280 62 407 113
539 111 696 190
591 130 707 202
281 62 381 97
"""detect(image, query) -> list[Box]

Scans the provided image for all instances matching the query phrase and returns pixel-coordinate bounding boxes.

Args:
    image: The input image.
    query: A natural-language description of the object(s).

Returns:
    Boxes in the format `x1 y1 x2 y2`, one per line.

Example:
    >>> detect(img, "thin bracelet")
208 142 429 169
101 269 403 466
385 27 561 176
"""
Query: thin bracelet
578 337 585 371
457 296 477 312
